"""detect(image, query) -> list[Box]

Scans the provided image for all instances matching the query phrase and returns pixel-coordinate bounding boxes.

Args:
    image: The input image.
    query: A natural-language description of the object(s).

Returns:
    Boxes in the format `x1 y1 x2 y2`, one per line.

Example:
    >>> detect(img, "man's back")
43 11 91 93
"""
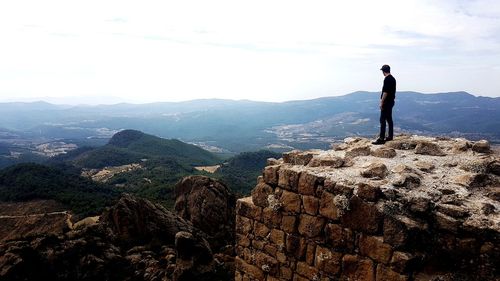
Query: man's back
382 74 396 102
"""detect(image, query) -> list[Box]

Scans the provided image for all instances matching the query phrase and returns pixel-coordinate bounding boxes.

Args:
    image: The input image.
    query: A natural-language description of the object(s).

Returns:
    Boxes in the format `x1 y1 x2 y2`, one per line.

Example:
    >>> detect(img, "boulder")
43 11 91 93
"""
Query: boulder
0 194 221 281
393 173 421 188
174 176 236 251
472 140 490 153
371 147 397 158
415 161 435 172
454 173 489 188
103 194 202 246
173 231 215 281
345 145 371 158
415 141 445 156
361 163 388 179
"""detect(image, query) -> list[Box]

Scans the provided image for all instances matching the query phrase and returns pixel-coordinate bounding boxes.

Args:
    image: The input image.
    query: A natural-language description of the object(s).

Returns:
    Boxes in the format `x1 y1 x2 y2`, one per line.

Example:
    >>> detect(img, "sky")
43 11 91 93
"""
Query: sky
0 0 499 104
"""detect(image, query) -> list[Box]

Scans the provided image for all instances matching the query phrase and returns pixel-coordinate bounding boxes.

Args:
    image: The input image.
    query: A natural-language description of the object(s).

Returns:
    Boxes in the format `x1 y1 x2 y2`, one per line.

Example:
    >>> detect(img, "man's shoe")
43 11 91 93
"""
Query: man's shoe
385 137 393 141
371 139 385 145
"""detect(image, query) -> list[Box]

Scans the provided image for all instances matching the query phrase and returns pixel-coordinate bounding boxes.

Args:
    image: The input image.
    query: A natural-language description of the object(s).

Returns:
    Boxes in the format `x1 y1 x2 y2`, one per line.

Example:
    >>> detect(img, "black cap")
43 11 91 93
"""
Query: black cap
380 64 390 72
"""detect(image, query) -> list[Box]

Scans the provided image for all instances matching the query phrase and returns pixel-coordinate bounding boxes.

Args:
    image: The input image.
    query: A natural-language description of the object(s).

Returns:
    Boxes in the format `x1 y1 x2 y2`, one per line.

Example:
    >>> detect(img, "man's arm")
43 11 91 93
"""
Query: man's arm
380 92 388 110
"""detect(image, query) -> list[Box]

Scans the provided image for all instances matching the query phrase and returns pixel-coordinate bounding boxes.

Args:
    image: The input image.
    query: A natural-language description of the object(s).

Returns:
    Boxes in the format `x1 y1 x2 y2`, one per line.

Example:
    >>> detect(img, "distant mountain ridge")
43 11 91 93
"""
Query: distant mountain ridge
0 91 499 153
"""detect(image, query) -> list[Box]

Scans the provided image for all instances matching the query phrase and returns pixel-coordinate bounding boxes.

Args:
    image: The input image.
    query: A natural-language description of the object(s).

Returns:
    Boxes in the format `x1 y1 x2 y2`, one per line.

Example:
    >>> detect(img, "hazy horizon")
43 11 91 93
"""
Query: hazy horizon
0 90 493 106
1 1 499 103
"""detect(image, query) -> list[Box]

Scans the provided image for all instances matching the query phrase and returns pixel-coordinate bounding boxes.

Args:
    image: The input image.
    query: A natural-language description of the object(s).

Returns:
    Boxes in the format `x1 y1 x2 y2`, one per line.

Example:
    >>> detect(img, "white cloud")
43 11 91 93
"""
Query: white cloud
0 0 499 103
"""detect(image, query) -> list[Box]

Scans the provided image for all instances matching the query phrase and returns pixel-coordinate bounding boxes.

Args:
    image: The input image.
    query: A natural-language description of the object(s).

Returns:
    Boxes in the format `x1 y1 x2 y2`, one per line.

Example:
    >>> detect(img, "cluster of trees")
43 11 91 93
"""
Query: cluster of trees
215 150 281 196
0 130 282 216
0 163 118 217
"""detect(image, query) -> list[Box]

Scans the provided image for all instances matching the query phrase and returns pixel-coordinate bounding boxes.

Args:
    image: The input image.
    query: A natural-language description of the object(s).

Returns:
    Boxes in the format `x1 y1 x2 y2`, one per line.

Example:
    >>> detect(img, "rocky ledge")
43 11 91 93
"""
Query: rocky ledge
0 176 236 281
235 135 499 281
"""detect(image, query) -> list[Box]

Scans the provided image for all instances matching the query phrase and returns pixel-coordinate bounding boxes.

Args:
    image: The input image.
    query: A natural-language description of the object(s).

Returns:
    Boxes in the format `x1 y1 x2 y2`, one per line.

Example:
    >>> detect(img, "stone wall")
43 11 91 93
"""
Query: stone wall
235 135 499 281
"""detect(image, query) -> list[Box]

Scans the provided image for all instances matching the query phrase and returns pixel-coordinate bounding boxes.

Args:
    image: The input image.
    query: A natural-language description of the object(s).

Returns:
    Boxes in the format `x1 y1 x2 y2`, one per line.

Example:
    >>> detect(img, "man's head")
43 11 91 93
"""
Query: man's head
380 64 391 76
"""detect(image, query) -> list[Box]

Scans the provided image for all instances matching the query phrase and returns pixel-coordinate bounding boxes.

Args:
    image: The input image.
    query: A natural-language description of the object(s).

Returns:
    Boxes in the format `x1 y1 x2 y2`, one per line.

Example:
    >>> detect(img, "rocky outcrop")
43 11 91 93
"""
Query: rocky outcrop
174 175 236 251
0 194 232 281
235 135 499 281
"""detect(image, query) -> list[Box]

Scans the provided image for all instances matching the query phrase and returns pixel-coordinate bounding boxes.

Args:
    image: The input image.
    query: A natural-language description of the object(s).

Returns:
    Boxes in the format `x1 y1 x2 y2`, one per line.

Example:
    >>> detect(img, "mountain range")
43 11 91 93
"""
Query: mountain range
0 91 498 156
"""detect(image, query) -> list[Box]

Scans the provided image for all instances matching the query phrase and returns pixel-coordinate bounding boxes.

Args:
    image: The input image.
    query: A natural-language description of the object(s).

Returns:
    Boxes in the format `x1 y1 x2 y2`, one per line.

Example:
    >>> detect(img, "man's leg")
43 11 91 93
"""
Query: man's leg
379 110 387 140
386 104 393 140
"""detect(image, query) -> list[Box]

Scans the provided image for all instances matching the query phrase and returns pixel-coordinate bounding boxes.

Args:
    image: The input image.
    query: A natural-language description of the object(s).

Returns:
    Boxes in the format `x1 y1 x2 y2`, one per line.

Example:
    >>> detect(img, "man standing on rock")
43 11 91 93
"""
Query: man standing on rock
373 64 396 145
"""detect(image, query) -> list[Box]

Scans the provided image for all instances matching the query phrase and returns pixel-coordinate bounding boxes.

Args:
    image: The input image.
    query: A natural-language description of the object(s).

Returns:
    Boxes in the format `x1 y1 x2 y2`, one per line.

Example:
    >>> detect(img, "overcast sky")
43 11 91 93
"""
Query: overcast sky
0 0 499 104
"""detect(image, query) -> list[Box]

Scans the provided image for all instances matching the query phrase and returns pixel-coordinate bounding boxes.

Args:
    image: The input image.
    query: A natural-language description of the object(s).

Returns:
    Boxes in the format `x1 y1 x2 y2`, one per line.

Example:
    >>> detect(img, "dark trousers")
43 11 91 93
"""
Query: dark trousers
379 101 394 140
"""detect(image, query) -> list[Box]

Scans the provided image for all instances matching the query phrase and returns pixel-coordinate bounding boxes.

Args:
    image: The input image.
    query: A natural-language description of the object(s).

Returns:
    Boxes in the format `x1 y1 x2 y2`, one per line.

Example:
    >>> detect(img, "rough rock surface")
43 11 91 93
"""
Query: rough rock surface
174 175 236 251
235 135 499 281
0 194 233 281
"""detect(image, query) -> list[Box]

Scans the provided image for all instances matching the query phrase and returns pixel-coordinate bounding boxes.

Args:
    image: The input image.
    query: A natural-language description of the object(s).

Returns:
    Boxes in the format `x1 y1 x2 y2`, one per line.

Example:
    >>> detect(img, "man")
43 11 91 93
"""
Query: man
372 64 396 145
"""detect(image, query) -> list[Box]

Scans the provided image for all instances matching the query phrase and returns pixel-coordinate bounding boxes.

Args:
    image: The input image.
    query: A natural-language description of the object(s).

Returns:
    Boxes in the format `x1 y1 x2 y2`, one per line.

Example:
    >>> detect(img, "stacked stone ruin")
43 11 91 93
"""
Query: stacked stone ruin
235 135 499 281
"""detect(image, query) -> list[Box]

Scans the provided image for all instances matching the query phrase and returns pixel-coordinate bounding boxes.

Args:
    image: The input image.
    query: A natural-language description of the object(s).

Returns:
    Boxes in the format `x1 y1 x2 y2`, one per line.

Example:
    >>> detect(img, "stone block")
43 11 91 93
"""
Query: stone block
306 243 316 265
298 172 324 195
280 190 301 213
281 215 297 233
319 191 342 220
253 239 265 250
286 234 306 259
235 256 265 281
383 215 428 249
236 233 251 247
298 214 326 238
236 197 262 220
262 207 282 229
238 246 253 264
357 183 382 202
325 223 355 251
264 243 278 257
359 234 393 264
341 196 383 234
254 252 279 275
252 182 273 208
280 266 293 280
283 150 315 165
342 254 375 281
236 215 253 234
269 229 285 248
276 251 287 263
308 156 344 168
266 276 280 281
408 195 431 213
235 270 243 281
302 195 319 215
376 264 409 281
390 251 415 273
296 261 320 280
315 245 342 275
254 221 271 238
278 168 300 191
293 275 310 281
264 165 280 186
